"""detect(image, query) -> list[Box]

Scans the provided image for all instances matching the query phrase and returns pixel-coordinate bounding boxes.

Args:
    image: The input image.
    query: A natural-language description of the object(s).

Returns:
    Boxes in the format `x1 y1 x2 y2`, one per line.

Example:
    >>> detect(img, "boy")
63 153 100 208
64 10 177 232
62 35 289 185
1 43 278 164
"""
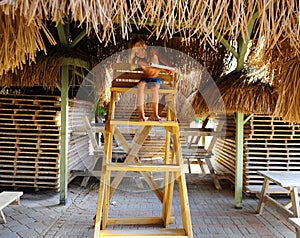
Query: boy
129 38 174 121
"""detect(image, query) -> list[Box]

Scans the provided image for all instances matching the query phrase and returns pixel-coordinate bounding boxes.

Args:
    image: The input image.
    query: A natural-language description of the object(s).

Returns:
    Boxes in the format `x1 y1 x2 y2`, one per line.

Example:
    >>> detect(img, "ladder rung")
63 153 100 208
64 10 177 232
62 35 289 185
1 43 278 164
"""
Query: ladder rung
110 87 176 94
99 228 187 237
106 163 182 172
110 120 178 127
107 216 169 225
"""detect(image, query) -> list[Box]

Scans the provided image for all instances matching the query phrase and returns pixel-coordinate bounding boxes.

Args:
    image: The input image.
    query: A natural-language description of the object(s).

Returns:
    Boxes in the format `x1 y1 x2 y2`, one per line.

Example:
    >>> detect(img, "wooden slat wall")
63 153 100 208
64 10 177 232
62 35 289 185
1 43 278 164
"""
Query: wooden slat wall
214 115 239 185
0 94 61 190
214 114 300 193
0 94 93 190
245 115 300 193
68 99 93 182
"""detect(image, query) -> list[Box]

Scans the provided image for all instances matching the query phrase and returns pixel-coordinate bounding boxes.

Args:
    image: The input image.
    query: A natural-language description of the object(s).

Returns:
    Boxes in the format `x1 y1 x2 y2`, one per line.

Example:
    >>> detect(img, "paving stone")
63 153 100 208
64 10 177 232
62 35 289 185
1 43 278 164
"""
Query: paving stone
17 229 39 238
0 232 20 238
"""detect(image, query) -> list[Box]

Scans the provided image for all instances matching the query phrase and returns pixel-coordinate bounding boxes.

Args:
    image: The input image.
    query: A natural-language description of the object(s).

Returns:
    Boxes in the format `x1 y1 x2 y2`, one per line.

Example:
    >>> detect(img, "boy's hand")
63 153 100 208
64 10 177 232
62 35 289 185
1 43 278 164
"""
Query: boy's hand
166 68 179 74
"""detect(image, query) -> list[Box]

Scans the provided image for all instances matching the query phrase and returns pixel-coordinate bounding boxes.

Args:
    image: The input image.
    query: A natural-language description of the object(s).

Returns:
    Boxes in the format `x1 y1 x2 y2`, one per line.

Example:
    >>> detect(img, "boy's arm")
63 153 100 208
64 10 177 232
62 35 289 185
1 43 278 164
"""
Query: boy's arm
150 48 172 67
150 48 178 73
129 49 136 64
136 58 151 68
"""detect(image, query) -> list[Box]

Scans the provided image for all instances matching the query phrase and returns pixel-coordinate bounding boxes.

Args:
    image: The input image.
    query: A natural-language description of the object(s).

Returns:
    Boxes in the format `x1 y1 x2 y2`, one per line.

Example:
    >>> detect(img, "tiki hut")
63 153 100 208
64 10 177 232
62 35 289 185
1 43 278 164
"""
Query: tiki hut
1 0 300 206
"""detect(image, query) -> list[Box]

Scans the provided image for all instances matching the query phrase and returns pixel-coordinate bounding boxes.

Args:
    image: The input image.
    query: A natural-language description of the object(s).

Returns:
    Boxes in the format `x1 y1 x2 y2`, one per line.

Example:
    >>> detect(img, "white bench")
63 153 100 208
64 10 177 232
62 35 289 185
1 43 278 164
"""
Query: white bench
289 218 300 238
0 191 23 224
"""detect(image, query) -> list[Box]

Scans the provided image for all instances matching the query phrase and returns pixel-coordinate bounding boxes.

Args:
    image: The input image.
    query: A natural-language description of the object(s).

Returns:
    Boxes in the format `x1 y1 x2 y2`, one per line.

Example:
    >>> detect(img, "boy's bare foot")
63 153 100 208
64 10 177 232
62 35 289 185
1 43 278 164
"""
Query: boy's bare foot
153 115 161 121
139 115 147 121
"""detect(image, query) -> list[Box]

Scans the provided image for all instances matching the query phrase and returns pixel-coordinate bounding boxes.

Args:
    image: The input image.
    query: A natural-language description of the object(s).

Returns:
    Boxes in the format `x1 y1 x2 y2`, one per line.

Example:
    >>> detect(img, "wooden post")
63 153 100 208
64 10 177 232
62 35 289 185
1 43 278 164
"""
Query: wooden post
59 64 69 205
235 112 244 208
57 21 89 205
57 21 69 205
218 11 258 209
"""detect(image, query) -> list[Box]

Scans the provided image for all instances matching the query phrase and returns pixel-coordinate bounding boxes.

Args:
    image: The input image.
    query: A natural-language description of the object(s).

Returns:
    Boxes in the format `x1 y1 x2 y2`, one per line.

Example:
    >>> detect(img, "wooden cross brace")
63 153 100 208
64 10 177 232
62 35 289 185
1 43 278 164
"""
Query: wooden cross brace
109 126 164 202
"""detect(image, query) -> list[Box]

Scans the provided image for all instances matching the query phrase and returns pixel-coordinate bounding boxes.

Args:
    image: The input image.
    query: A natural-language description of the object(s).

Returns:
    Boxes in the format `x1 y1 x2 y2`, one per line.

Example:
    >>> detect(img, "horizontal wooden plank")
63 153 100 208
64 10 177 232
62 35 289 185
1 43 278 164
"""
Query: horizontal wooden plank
99 228 186 237
106 163 181 172
0 180 59 187
0 174 59 179
110 120 178 127
107 217 165 225
0 132 59 137
0 160 58 165
111 87 176 94
0 170 59 175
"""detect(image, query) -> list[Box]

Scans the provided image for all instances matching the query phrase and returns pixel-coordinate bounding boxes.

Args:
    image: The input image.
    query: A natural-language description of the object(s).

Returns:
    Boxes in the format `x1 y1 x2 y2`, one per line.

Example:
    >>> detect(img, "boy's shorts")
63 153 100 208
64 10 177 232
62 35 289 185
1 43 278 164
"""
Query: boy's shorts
140 77 162 84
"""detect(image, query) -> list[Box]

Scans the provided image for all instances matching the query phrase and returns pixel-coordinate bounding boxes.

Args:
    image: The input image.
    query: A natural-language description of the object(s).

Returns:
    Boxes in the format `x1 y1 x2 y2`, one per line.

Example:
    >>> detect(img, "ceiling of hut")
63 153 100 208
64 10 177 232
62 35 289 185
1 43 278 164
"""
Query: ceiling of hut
1 0 300 75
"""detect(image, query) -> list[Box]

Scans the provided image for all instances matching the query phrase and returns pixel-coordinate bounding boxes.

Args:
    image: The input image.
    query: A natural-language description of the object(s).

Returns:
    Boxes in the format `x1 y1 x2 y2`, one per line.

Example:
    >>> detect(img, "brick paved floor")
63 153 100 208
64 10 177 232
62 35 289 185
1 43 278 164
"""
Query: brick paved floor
0 174 296 238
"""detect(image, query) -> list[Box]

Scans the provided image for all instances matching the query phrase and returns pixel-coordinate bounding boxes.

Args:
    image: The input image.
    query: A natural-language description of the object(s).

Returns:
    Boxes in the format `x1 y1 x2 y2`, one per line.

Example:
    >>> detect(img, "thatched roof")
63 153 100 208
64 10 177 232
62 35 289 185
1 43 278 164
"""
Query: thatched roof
0 46 96 89
190 69 277 118
1 1 300 75
274 57 300 123
248 37 300 123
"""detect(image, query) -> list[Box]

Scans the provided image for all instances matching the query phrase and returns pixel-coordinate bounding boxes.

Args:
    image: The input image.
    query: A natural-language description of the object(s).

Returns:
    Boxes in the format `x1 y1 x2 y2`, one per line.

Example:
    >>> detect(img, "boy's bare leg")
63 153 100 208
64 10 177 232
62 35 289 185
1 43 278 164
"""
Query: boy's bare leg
151 83 161 121
138 81 146 121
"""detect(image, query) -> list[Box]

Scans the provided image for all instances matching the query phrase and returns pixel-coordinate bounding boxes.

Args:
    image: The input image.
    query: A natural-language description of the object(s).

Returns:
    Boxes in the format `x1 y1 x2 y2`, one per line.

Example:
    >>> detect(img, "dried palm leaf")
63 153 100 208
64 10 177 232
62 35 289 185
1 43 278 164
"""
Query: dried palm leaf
274 57 300 123
0 5 55 76
2 0 299 55
190 69 277 117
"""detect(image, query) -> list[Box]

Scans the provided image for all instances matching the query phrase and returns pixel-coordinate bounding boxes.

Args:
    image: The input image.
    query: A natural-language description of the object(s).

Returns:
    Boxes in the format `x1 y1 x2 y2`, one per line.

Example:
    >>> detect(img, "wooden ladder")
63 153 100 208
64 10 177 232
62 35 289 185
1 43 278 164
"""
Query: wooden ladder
93 63 193 237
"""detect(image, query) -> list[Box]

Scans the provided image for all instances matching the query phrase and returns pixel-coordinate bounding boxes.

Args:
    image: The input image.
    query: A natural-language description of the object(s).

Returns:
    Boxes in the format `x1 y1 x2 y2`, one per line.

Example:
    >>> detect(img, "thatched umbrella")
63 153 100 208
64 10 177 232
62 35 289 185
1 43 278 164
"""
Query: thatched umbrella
190 69 277 118
274 57 300 123
249 37 300 123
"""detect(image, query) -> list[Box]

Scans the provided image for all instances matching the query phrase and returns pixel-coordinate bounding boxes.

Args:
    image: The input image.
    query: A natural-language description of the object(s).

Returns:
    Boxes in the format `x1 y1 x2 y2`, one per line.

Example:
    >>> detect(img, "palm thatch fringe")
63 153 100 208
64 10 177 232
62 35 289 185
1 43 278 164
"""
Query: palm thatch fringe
2 1 300 53
217 74 277 115
0 57 61 89
247 37 298 88
190 70 277 118
0 55 94 90
274 57 300 123
0 6 56 76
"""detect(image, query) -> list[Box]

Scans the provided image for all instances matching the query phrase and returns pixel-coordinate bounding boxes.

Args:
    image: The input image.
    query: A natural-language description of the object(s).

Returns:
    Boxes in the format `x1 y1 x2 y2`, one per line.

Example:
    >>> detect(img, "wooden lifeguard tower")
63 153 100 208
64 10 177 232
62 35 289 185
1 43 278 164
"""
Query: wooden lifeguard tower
93 63 193 237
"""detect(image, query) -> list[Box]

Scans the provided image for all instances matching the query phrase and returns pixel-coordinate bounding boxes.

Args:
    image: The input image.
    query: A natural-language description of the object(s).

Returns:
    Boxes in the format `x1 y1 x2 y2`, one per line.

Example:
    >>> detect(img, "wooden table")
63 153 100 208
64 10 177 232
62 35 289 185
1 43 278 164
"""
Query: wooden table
256 171 300 237
290 218 300 238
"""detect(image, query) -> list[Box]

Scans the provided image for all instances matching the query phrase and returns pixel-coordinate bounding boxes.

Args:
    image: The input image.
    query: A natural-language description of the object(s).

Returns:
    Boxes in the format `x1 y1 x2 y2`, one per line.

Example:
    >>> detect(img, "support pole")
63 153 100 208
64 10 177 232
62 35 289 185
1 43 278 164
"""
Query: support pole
235 112 244 208
59 65 69 205
56 21 89 205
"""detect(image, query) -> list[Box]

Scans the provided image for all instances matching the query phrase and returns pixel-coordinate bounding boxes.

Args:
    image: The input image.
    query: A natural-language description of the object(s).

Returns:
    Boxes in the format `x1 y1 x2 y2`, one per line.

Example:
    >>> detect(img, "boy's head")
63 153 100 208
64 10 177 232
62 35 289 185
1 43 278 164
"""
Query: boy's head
131 37 147 59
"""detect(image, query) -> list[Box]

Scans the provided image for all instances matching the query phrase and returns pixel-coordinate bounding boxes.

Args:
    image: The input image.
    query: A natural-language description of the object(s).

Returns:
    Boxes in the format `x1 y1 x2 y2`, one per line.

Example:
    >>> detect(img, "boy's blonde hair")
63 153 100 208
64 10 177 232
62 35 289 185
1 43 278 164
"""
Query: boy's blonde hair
129 37 146 48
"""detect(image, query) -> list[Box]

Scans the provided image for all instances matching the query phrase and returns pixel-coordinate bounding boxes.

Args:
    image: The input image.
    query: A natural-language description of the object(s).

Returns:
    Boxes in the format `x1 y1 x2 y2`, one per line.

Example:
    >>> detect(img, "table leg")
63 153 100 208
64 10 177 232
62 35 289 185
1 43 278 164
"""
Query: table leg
290 187 300 238
256 177 270 214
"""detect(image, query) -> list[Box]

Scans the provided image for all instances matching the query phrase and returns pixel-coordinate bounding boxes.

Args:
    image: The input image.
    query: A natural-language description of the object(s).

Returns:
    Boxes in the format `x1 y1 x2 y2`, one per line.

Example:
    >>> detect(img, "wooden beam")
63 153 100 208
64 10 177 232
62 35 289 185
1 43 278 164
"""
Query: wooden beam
235 112 244 208
106 163 181 172
99 228 187 237
70 29 89 48
111 120 178 127
59 64 69 205
57 22 68 46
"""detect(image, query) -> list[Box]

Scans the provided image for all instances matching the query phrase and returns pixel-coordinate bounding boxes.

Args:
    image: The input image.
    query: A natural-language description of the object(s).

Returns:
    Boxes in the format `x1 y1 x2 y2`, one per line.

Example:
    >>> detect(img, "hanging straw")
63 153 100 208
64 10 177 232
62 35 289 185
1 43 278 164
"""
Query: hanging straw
274 58 300 123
